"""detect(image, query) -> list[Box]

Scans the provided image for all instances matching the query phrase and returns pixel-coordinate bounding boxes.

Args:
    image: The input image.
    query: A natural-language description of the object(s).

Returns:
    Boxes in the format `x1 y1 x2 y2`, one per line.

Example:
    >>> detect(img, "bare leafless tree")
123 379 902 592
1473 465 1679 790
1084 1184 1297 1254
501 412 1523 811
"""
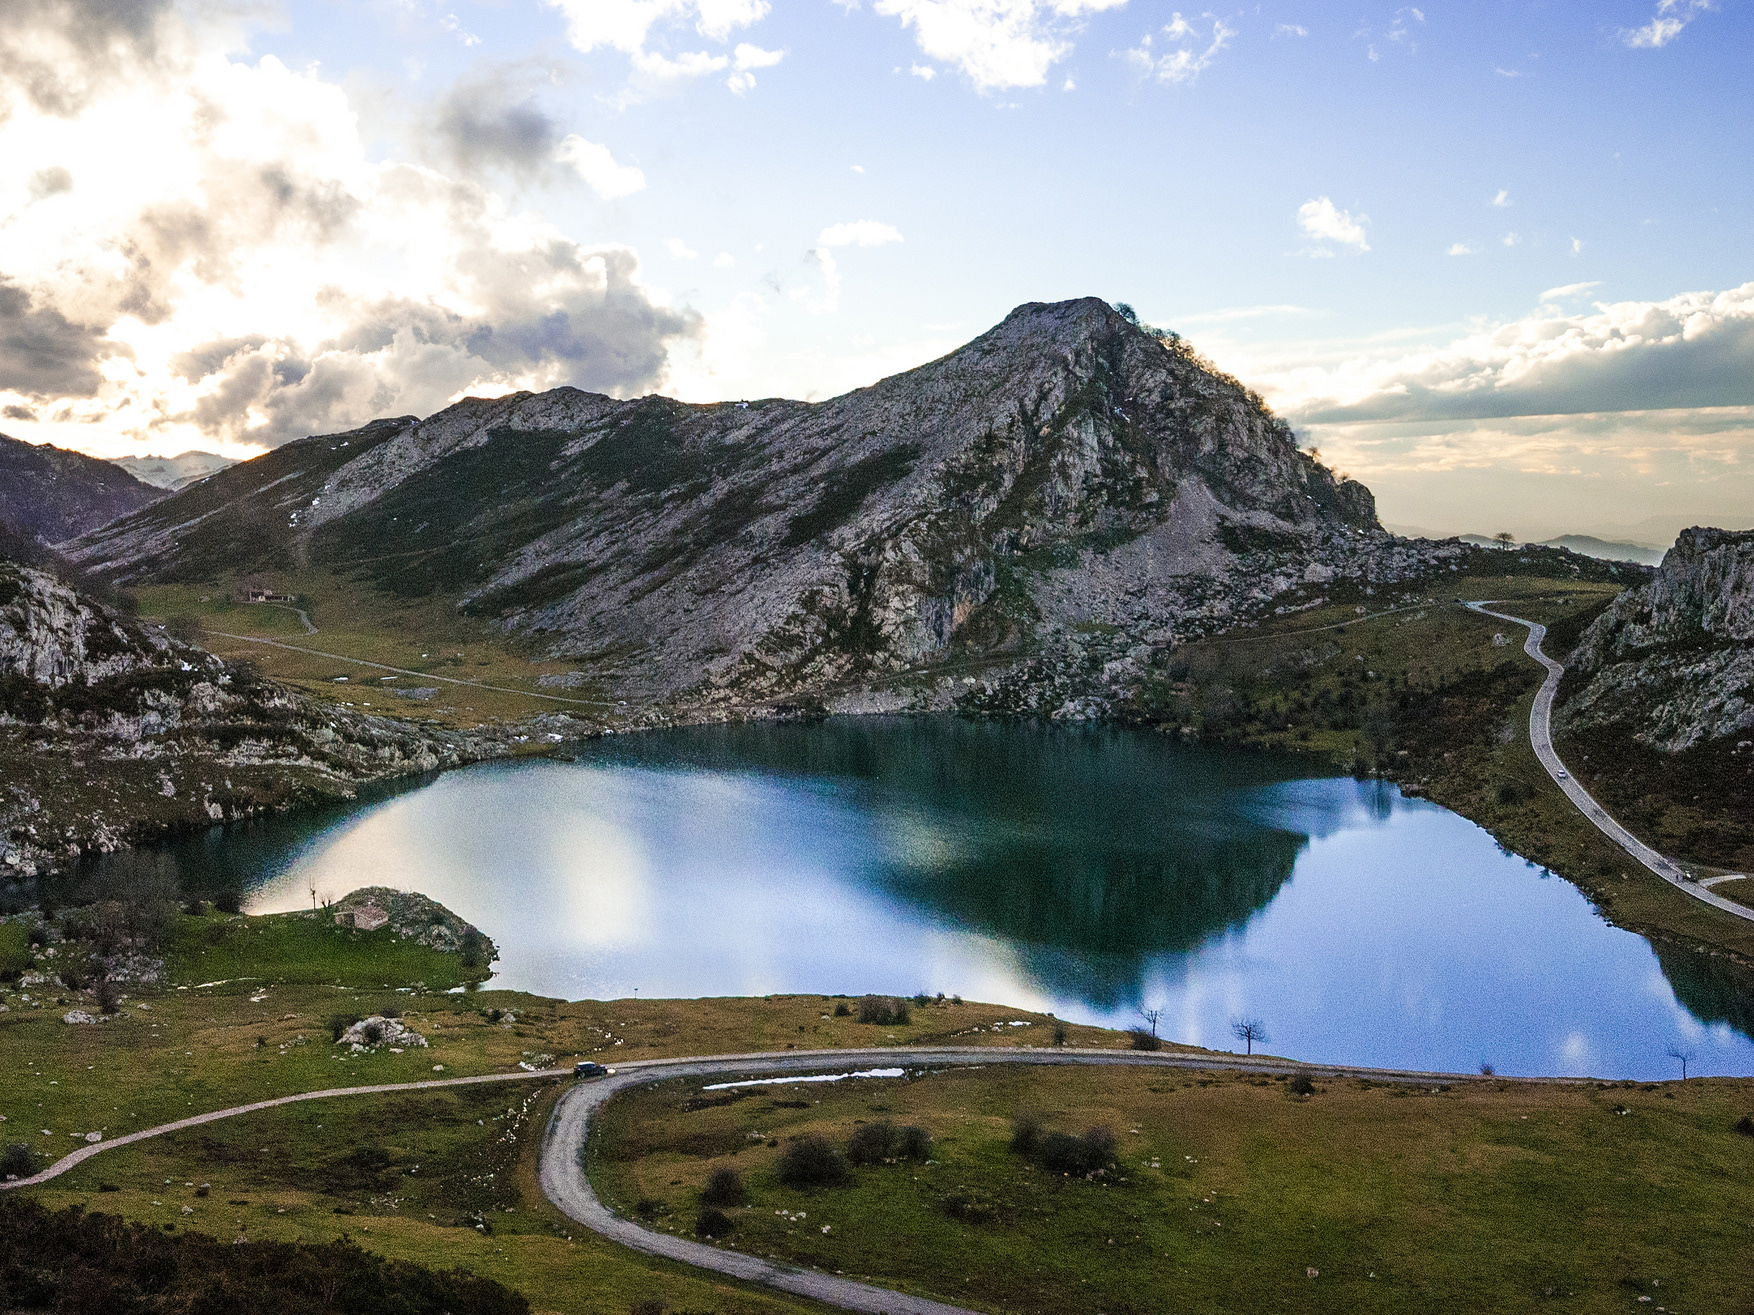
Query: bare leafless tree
1230 1017 1267 1056
1139 1005 1163 1039
1666 1045 1694 1081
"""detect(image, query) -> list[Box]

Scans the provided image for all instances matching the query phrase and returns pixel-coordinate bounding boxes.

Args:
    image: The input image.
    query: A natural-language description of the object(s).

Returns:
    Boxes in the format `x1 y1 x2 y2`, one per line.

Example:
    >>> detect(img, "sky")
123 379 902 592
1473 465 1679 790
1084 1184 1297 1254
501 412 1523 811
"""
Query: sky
0 0 1749 541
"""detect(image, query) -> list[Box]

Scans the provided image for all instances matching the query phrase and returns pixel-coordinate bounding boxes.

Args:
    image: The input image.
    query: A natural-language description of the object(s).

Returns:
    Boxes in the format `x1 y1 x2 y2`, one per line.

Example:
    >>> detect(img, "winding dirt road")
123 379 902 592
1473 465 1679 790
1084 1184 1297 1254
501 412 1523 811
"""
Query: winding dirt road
1465 602 1754 924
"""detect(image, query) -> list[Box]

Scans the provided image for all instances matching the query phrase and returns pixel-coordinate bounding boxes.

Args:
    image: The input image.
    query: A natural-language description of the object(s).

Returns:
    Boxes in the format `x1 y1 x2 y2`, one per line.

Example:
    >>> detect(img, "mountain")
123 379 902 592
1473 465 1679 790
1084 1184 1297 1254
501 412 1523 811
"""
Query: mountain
1537 535 1668 567
112 450 238 490
67 299 1619 714
0 433 165 544
1557 527 1754 751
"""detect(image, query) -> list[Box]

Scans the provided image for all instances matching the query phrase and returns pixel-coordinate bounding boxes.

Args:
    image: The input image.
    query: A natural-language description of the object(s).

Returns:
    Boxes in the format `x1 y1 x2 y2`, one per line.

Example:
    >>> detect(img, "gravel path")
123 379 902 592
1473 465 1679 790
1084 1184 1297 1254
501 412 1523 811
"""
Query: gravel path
1465 602 1754 924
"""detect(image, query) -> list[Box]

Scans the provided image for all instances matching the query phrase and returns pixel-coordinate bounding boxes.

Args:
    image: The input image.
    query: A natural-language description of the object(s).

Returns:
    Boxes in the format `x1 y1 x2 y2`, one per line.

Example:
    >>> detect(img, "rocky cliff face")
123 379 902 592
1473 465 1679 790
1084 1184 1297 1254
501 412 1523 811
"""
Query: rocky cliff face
1557 527 1754 751
69 298 1637 720
0 433 164 544
0 556 547 884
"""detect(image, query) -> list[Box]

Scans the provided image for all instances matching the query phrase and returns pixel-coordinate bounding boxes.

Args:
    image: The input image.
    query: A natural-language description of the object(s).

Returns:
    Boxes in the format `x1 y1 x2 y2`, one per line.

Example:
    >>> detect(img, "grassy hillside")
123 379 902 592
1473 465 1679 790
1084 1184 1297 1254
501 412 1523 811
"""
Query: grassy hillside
592 1062 1754 1315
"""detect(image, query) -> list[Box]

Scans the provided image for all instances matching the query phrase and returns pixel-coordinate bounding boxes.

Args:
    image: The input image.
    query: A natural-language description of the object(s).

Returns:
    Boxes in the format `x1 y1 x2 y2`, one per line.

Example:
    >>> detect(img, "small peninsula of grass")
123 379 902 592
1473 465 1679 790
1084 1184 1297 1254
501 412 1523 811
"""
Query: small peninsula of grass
167 907 488 991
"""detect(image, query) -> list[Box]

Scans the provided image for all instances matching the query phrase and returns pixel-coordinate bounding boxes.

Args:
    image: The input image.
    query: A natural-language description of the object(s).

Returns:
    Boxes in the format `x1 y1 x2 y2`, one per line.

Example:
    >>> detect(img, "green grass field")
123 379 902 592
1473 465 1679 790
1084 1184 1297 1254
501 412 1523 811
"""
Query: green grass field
592 1063 1754 1315
167 908 487 991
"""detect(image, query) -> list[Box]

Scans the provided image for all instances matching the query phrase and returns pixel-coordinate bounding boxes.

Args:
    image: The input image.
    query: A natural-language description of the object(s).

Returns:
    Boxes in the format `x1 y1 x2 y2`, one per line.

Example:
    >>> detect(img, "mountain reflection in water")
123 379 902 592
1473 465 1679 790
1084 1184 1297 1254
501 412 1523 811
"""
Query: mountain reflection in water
114 716 1754 1079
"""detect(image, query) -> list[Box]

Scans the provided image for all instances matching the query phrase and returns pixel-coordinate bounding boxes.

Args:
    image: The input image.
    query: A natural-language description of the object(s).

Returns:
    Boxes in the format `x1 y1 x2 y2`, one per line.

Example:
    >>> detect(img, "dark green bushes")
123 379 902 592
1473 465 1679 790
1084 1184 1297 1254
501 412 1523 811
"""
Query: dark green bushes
1010 1115 1116 1175
1 1143 36 1180
845 1121 931 1166
700 1167 745 1207
693 1207 733 1238
855 995 909 1025
776 1135 848 1187
0 1196 529 1313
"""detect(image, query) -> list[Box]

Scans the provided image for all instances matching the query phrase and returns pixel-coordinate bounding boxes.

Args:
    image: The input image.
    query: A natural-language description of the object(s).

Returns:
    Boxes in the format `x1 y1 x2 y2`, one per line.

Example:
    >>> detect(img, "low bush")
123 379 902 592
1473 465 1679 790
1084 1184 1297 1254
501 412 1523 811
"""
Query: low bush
633 1197 666 1219
700 1167 746 1207
832 1001 851 1017
1052 1022 1068 1046
1 1143 36 1180
326 1013 362 1042
1128 1028 1161 1051
1288 1072 1316 1097
1032 1127 1117 1176
856 995 910 1025
847 1121 931 1165
212 887 244 916
97 978 121 1014
694 1207 734 1238
1009 1113 1041 1157
1736 1114 1754 1137
777 1135 848 1187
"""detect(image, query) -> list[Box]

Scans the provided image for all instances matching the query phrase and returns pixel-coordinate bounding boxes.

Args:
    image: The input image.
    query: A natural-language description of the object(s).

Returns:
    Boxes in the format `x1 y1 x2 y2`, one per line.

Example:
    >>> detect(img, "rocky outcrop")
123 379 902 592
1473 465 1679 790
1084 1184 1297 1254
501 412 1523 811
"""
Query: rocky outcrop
0 557 565 885
1557 527 1754 751
0 433 163 544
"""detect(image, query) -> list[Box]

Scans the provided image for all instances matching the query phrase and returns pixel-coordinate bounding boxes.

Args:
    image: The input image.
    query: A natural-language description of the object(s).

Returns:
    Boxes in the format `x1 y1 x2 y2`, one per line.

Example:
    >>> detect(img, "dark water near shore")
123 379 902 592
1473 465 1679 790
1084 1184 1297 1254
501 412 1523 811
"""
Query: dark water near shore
143 718 1754 1079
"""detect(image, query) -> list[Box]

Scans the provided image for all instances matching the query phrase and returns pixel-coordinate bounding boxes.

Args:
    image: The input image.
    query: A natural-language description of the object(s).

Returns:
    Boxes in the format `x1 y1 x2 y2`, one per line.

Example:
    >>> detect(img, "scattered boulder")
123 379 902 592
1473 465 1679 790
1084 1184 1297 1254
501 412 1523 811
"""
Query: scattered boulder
335 1014 427 1052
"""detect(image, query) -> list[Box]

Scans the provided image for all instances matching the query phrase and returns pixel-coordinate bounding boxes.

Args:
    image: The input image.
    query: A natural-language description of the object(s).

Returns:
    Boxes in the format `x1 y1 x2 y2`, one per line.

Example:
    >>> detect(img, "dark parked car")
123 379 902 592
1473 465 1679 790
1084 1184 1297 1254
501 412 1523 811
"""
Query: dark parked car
573 1061 610 1078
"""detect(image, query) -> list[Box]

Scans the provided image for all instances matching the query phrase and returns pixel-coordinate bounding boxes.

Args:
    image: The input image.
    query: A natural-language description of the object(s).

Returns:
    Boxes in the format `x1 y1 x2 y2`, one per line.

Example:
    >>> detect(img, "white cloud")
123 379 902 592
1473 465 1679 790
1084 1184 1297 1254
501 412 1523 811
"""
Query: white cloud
1062 75 1075 90
817 220 904 247
910 62 937 79
872 0 1129 92
1491 188 1512 207
0 5 694 459
1621 0 1716 48
1539 281 1601 302
1252 282 1754 426
850 164 865 172
667 237 699 259
1296 197 1370 252
1124 12 1234 85
712 251 735 267
544 0 769 53
1273 23 1308 38
726 40 784 91
1501 231 1520 246
1494 66 1520 77
1447 242 1479 256
1570 236 1584 255
555 135 647 198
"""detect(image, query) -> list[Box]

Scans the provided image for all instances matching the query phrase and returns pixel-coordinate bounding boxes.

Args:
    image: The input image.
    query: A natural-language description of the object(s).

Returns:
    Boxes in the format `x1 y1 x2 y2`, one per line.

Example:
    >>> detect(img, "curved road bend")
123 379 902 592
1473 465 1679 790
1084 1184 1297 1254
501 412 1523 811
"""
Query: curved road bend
1464 602 1754 925
8 1045 1526 1311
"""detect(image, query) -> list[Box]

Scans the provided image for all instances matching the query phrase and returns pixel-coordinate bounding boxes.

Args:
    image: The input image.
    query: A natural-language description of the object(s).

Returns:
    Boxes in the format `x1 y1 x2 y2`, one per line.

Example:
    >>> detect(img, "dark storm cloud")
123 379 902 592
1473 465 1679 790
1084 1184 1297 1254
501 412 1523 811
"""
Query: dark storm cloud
432 68 571 179
0 278 111 397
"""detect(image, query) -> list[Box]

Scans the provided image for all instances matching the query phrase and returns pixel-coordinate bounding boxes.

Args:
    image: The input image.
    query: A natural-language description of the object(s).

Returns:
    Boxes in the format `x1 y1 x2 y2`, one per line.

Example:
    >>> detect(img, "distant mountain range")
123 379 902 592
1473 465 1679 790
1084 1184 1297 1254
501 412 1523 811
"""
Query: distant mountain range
0 433 164 544
111 450 237 490
66 298 1635 717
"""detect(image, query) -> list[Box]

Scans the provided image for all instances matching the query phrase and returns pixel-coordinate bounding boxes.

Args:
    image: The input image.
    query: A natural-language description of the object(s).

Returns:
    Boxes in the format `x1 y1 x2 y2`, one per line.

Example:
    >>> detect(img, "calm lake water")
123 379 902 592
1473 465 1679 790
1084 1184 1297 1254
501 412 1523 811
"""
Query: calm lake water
155 718 1754 1080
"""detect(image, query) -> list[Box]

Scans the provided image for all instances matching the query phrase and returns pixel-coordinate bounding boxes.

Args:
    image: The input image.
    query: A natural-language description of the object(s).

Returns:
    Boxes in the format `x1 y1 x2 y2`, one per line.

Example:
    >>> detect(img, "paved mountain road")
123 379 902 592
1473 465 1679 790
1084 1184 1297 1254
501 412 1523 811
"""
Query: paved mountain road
1464 602 1754 925
5 1045 1527 1312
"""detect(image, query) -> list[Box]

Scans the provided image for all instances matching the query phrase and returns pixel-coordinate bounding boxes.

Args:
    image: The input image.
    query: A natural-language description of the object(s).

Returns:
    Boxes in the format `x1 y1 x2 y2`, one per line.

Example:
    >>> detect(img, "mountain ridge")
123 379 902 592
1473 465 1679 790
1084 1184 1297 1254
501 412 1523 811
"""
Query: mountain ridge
0 433 165 544
68 299 1616 717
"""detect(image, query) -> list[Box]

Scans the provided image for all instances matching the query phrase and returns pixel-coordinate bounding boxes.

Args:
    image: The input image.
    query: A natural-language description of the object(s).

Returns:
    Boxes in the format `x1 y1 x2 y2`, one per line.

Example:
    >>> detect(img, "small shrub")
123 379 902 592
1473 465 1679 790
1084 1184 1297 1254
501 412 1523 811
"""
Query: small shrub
1052 1022 1068 1046
1035 1128 1117 1176
893 1125 931 1162
1736 1114 1754 1138
1288 1072 1316 1097
700 1167 745 1207
1128 1028 1161 1051
1009 1113 1041 1157
629 1300 667 1315
856 995 910 1025
912 992 931 1007
97 978 121 1014
326 1013 362 1042
360 1021 384 1046
776 1135 848 1187
633 1197 666 1219
832 1001 851 1017
183 898 208 917
26 924 49 948
943 1189 999 1224
1 1143 35 1180
846 1121 894 1166
212 888 243 916
694 1207 733 1238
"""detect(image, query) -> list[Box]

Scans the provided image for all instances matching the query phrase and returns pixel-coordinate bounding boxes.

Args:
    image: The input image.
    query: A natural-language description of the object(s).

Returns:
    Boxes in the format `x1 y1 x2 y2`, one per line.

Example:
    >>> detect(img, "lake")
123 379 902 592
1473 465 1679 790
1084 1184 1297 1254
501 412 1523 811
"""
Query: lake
156 717 1754 1080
